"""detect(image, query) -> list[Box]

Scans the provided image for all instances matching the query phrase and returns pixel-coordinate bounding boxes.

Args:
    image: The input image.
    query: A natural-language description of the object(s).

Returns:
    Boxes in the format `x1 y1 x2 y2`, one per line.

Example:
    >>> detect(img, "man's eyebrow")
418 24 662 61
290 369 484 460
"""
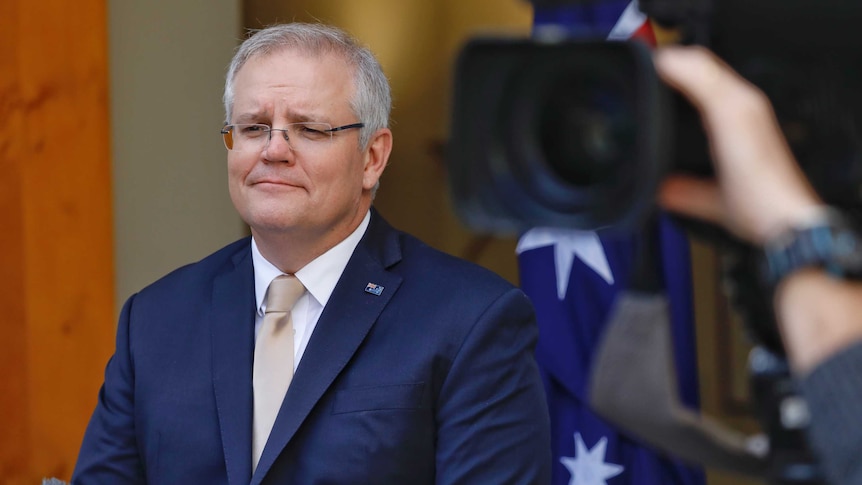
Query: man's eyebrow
281 110 321 123
233 111 265 123
232 109 327 124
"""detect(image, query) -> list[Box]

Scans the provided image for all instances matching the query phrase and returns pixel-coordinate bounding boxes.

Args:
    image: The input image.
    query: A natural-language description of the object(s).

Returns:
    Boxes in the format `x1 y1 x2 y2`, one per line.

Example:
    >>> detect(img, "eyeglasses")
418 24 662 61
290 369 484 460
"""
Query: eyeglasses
220 122 364 152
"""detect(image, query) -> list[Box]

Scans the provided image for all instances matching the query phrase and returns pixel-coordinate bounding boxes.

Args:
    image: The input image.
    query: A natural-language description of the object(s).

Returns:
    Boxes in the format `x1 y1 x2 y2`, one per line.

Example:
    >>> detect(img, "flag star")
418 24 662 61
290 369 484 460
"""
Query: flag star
606 0 648 40
517 227 614 300
560 433 624 485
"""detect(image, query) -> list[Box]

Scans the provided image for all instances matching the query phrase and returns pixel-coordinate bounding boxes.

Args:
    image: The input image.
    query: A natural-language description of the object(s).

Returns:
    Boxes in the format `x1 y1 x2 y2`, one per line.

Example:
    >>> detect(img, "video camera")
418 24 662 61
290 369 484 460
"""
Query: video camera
449 0 862 235
447 0 862 483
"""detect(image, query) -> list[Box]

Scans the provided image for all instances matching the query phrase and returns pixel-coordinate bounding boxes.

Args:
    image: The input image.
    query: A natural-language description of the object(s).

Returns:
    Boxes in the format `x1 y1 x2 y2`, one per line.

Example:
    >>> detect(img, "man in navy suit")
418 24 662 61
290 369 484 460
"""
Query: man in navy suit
72 22 551 484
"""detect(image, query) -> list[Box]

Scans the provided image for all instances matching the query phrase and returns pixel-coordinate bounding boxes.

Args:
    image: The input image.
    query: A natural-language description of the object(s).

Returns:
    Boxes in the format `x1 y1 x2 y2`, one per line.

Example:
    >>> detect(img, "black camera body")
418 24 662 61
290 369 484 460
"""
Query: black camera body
449 0 862 235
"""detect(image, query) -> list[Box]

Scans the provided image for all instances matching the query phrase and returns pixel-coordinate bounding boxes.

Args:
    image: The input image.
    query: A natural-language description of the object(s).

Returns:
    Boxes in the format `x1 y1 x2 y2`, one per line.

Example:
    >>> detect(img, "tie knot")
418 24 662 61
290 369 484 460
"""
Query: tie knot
265 274 305 313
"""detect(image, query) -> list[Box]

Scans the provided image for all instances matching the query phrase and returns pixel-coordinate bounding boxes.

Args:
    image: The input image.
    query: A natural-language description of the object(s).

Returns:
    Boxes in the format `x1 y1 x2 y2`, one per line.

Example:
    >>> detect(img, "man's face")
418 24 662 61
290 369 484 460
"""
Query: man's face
227 49 381 243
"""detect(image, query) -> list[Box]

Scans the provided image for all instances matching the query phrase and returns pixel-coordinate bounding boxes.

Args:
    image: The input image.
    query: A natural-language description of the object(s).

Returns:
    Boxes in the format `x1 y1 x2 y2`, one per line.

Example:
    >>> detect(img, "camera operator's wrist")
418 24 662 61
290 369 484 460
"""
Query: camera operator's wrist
759 206 862 287
762 206 862 374
758 203 830 245
775 270 862 375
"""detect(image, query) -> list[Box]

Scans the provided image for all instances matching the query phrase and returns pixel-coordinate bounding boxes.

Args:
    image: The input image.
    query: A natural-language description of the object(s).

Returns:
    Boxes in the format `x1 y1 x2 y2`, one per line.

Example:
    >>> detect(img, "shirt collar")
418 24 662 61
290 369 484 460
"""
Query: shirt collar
252 211 371 315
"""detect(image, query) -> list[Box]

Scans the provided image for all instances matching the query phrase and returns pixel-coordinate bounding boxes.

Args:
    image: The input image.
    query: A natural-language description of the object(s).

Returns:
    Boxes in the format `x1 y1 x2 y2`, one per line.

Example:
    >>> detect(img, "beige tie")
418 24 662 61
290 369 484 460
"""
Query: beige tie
252 274 305 471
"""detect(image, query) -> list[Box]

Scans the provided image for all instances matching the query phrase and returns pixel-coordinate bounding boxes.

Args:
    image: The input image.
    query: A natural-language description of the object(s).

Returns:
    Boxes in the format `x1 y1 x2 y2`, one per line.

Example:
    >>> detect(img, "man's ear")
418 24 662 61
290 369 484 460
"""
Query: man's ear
362 128 393 191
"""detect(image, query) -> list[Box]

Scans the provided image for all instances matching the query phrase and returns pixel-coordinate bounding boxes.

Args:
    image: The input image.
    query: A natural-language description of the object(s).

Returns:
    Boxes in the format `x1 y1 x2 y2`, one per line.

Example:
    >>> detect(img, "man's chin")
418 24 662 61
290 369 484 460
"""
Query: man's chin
246 217 305 236
238 203 309 236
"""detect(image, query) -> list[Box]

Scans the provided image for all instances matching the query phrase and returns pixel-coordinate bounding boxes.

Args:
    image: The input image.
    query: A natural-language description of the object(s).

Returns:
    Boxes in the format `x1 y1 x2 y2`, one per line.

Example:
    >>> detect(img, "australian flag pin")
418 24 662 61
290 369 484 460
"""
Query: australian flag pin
364 282 384 296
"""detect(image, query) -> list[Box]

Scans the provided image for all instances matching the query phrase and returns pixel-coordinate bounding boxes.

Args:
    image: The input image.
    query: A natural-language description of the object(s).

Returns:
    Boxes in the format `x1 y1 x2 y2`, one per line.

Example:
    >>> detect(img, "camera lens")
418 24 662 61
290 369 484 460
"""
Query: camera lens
449 39 667 232
538 75 635 187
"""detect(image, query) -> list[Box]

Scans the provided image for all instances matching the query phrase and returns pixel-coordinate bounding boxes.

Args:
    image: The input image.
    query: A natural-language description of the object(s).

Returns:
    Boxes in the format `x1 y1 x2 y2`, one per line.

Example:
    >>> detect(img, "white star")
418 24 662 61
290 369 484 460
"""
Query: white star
517 228 614 300
606 0 647 41
560 433 624 485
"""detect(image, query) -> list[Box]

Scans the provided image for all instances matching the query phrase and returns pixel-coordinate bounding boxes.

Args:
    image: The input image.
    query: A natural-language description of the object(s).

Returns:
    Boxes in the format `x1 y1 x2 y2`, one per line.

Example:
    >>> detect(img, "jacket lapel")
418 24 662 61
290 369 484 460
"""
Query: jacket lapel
252 211 403 483
210 241 256 485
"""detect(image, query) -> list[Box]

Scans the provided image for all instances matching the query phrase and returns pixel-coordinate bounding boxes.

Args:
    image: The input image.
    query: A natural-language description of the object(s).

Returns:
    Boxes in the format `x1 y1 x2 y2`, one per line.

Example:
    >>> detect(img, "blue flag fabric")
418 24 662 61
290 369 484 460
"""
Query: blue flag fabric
534 0 636 38
518 216 704 485
518 3 706 484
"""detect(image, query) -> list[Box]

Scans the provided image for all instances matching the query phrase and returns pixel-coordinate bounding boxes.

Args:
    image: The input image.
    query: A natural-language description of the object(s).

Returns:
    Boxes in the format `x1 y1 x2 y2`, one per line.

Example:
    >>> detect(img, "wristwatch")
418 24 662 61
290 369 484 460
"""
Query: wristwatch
761 208 862 288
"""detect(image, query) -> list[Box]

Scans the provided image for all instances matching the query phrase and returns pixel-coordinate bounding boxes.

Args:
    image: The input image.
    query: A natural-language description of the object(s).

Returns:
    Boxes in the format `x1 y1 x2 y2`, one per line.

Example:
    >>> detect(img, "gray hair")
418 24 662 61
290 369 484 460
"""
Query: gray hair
223 23 391 150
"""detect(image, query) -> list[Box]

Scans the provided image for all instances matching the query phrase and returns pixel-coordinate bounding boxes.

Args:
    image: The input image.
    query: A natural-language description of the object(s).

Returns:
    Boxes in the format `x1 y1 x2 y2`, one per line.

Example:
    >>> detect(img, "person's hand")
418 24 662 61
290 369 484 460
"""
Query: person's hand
654 46 862 374
653 45 823 244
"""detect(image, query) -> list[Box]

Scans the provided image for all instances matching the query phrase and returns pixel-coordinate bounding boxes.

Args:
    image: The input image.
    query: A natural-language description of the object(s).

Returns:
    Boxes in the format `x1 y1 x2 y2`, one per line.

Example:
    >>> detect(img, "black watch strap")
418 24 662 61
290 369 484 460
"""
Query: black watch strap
761 209 862 288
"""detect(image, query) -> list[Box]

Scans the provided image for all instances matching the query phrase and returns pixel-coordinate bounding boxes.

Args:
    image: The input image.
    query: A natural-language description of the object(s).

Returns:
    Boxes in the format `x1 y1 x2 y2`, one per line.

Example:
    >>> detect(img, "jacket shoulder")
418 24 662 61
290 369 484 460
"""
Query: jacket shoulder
396 231 517 296
135 237 251 299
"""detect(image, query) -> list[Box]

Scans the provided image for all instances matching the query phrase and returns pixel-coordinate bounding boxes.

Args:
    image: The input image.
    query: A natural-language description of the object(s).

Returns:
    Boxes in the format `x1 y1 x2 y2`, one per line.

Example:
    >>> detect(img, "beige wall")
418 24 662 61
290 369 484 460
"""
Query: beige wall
109 0 246 310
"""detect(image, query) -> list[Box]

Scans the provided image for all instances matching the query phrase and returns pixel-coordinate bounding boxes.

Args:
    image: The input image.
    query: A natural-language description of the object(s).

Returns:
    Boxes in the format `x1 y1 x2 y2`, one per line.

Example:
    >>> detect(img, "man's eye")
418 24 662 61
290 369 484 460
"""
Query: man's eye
240 125 268 136
297 124 329 140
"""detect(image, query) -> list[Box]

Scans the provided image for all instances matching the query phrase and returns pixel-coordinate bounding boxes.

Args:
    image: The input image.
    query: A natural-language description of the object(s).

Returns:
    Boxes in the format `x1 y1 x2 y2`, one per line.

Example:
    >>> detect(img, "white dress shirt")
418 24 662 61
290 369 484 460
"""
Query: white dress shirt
251 211 371 370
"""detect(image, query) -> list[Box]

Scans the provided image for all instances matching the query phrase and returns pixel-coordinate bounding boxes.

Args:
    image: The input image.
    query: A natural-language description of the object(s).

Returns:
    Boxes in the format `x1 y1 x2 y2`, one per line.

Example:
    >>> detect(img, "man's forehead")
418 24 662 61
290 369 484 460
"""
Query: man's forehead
228 46 357 121
234 49 354 91
232 61 355 119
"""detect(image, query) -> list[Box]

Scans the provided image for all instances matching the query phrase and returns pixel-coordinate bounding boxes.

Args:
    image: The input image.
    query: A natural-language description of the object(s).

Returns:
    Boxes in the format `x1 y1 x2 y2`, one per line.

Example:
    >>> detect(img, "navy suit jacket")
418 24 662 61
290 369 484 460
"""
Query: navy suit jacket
73 211 551 484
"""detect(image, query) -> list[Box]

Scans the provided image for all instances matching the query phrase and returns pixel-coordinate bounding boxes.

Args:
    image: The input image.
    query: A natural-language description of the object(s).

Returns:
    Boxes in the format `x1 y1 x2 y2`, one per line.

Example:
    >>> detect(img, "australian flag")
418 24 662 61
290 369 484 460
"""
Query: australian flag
518 2 706 484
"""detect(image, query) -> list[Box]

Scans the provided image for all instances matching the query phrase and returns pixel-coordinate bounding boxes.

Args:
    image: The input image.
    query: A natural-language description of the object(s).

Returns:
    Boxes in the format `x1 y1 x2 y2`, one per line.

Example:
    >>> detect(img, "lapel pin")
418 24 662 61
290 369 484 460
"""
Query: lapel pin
364 282 384 296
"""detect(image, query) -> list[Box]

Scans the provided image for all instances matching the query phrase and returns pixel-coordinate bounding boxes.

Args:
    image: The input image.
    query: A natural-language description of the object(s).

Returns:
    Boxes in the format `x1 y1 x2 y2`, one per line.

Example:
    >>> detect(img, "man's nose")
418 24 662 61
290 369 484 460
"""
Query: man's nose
262 129 294 161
